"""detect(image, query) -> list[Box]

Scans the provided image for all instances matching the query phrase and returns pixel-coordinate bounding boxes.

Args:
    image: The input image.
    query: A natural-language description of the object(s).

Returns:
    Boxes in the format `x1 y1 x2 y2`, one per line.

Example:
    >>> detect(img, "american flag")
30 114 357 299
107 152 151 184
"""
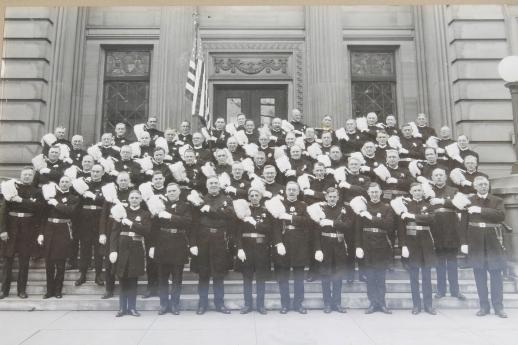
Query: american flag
185 11 210 127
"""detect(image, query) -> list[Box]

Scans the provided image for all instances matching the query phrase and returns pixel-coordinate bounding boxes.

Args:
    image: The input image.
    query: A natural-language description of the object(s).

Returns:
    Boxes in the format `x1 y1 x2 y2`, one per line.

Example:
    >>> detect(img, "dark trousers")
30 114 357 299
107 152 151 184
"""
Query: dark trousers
321 276 342 307
79 236 103 276
436 248 460 296
473 267 504 312
158 264 183 308
68 237 79 267
104 255 115 294
408 266 432 309
242 271 266 308
1 256 29 294
277 266 305 309
365 267 386 308
198 275 224 308
119 277 138 312
145 241 158 292
45 259 65 295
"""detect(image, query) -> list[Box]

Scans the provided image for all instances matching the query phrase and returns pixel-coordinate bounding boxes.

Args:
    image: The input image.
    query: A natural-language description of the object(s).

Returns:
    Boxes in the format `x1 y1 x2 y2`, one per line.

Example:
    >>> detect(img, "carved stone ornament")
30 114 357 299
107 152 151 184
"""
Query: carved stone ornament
214 58 288 75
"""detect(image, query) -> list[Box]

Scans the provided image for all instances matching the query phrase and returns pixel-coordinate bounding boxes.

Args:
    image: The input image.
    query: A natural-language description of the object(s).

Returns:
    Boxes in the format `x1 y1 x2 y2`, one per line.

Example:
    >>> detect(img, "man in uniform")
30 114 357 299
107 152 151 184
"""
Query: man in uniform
177 121 193 145
415 113 437 141
0 167 43 299
113 122 132 148
144 116 164 140
459 176 507 318
70 135 87 167
35 145 71 186
290 108 307 135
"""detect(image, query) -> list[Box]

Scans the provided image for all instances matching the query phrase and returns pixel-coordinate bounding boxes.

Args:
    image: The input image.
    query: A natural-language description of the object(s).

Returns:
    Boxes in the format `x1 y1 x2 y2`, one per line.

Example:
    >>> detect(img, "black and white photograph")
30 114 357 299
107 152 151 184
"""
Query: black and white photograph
0 3 517 345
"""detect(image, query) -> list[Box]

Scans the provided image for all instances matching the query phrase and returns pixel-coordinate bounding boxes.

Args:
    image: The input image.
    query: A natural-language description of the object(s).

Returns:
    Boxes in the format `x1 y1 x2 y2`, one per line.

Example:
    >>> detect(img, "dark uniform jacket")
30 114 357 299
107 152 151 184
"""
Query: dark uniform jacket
400 136 425 160
76 178 106 240
340 172 371 203
71 149 87 167
226 177 250 200
340 131 367 155
430 185 461 249
110 206 151 278
303 175 337 204
113 159 142 185
35 158 71 185
416 125 437 141
113 135 133 148
381 165 412 199
41 189 79 260
459 194 506 270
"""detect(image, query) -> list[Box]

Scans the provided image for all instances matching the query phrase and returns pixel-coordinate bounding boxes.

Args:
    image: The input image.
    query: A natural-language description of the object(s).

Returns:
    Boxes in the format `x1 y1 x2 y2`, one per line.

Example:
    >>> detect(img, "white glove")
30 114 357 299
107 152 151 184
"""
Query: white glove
149 247 155 259
401 212 415 220
158 211 172 219
48 198 59 206
276 243 286 256
314 250 324 262
11 196 23 203
83 191 96 200
399 148 409 154
429 198 445 206
109 252 118 263
360 211 373 220
319 219 333 227
279 213 293 221
121 218 133 227
40 168 51 174
190 246 199 256
237 249 246 262
37 234 44 246
461 180 472 187
99 234 107 245
244 216 257 226
467 206 481 214
225 186 237 194
360 166 370 173
109 170 120 176
356 247 364 259
263 191 273 199
416 176 428 183
285 169 296 177
339 181 351 189
401 246 410 258
303 189 315 196
0 232 9 241
145 170 154 175
460 244 469 255
386 177 398 184
200 205 210 213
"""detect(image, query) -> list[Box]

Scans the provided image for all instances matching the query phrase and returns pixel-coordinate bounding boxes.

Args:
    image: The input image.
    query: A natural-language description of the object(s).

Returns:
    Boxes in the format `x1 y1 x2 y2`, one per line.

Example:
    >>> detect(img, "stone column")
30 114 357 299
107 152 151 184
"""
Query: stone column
304 6 348 127
156 6 195 129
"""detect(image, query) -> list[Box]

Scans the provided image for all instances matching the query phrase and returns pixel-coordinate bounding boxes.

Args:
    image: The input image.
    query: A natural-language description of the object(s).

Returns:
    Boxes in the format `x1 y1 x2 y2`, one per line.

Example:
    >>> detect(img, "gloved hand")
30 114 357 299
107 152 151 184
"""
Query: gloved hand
360 211 373 220
339 181 351 189
386 177 398 184
121 218 133 227
48 198 59 206
461 180 472 187
190 246 199 256
237 249 246 262
263 191 273 199
429 198 445 206
276 243 286 256
314 250 324 262
109 170 119 176
467 206 481 214
460 244 469 255
145 170 154 175
158 211 172 219
109 252 118 263
99 234 107 245
401 212 415 220
244 217 257 226
83 191 96 200
401 246 410 258
319 219 333 227
225 186 237 194
399 148 409 154
0 232 9 241
200 205 210 213
416 176 428 184
360 166 371 173
40 168 51 174
356 247 364 259
303 189 315 196
11 196 23 203
37 234 44 246
149 247 155 259
285 170 296 177
279 213 293 221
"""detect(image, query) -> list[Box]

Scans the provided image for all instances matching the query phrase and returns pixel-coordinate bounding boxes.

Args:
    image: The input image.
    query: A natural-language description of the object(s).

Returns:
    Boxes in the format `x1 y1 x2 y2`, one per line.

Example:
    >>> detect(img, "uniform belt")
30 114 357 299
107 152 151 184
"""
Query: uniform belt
363 227 385 233
406 225 430 231
47 218 70 224
343 202 350 206
120 231 144 241
205 227 222 233
285 225 296 230
160 228 184 234
8 212 34 218
435 208 455 213
242 233 265 238
321 232 344 239
469 222 499 228
82 205 102 210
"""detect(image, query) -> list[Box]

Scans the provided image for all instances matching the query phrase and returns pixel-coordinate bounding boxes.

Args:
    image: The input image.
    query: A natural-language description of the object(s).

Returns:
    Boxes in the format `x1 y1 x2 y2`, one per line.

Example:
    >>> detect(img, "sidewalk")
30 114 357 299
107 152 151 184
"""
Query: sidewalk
1 308 516 345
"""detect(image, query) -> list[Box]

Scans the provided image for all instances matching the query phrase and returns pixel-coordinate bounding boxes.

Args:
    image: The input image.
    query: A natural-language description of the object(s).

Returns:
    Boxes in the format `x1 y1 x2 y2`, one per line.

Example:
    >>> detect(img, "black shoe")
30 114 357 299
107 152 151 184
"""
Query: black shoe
170 305 180 315
424 307 437 315
142 289 157 299
495 309 508 318
295 306 307 314
323 305 332 313
216 305 231 314
127 309 140 317
257 307 267 315
101 292 113 299
365 305 376 314
158 306 169 315
411 306 421 315
476 309 490 317
453 293 467 301
334 305 347 314
94 276 105 286
434 293 445 299
55 293 62 299
280 307 289 314
43 293 53 299
115 310 125 317
240 305 252 314
18 292 28 299
306 276 315 282
380 306 392 314
196 305 207 315
0 293 7 299
74 275 86 286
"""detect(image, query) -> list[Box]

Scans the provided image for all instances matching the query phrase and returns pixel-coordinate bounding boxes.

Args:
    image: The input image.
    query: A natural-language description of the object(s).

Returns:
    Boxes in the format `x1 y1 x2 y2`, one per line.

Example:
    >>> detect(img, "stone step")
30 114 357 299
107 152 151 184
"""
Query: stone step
1 292 518 311
6 267 482 281
12 279 518 295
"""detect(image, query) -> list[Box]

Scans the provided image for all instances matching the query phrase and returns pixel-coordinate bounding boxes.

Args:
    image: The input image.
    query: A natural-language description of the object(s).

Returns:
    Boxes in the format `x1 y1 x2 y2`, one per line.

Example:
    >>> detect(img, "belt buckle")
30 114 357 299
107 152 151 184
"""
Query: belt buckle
209 228 218 233
256 237 264 244
337 236 343 242
480 222 486 228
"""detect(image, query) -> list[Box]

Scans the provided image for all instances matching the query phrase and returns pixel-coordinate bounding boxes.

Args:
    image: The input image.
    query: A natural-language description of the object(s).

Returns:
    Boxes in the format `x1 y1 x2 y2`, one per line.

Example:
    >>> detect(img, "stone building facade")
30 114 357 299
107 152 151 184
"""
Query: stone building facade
1 5 517 178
